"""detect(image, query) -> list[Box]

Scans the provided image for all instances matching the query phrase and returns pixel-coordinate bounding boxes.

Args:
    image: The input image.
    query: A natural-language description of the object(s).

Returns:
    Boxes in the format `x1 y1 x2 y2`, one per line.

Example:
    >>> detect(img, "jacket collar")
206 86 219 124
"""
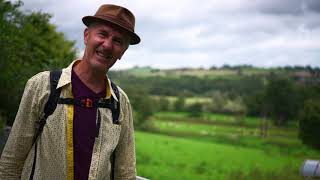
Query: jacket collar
56 59 118 101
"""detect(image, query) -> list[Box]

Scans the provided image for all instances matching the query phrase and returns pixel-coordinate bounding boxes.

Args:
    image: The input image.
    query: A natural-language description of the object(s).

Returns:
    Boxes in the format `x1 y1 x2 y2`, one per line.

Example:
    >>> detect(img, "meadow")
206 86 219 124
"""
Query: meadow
135 112 320 180
136 131 306 180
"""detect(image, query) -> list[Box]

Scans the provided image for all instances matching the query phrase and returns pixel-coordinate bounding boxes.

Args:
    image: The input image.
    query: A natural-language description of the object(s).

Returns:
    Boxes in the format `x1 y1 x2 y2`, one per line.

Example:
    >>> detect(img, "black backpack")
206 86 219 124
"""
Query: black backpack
29 70 120 180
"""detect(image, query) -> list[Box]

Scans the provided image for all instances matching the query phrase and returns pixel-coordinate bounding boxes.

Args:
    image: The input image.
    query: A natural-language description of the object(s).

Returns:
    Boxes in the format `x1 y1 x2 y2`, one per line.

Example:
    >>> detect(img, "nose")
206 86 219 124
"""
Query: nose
102 37 113 50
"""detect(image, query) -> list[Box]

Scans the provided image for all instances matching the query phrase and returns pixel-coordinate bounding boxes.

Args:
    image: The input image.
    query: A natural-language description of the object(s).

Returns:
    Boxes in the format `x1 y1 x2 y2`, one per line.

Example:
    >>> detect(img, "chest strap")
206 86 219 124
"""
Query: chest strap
58 97 119 124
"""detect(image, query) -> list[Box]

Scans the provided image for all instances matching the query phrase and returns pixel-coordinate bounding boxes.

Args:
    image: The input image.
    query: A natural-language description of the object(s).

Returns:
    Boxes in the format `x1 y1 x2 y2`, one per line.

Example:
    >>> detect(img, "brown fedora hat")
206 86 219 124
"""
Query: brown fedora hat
82 4 141 45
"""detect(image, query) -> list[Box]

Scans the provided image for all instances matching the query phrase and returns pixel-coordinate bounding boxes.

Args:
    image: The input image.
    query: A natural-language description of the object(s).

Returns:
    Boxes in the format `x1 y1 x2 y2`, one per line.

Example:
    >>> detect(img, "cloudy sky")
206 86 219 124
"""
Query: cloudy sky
16 0 320 69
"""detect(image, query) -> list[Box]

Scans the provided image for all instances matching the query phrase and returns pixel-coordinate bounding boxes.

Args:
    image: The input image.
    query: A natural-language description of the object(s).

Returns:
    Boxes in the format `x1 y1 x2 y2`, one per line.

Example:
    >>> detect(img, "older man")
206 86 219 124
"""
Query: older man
0 4 140 180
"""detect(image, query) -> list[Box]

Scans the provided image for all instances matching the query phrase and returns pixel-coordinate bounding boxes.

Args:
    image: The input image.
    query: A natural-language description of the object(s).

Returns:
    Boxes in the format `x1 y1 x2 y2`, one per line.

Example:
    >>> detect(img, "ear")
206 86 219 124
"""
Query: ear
84 28 89 45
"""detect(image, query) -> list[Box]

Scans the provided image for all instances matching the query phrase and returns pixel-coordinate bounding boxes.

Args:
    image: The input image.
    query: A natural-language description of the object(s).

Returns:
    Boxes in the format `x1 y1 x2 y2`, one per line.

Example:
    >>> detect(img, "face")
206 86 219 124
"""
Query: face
83 22 129 72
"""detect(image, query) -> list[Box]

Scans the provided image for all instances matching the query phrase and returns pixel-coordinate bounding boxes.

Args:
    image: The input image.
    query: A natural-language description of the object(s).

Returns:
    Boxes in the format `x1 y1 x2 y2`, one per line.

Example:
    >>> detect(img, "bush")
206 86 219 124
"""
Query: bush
122 86 155 130
174 96 185 112
0 0 76 125
186 103 204 118
299 99 320 149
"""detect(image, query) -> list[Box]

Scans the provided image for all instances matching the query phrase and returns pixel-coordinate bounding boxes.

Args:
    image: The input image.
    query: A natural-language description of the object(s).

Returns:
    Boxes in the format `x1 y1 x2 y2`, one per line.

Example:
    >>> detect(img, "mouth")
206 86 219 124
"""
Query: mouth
96 50 113 60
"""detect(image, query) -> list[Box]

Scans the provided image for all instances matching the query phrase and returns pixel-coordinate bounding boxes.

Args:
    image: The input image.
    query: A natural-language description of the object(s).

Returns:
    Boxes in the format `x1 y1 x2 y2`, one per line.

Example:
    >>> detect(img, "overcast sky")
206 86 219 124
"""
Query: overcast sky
15 0 320 69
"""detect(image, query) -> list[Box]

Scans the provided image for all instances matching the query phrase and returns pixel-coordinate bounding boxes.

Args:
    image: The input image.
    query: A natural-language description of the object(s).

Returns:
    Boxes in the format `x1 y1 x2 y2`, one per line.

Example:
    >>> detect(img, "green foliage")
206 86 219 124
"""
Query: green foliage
0 0 77 124
245 90 268 116
222 96 247 115
186 102 204 117
151 96 171 111
265 76 300 126
109 71 265 98
121 85 155 130
173 96 185 112
210 91 227 112
151 110 320 158
227 166 303 180
299 99 320 149
136 131 307 180
155 111 265 127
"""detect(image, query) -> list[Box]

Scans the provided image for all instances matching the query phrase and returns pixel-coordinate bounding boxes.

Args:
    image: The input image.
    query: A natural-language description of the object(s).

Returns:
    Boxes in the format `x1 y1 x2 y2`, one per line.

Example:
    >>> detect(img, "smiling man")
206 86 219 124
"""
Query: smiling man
0 4 140 180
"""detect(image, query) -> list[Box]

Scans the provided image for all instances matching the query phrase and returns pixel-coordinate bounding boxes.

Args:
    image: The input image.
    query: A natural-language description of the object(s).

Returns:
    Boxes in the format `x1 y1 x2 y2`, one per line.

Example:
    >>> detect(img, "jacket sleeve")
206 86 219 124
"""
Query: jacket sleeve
114 94 136 180
0 73 47 179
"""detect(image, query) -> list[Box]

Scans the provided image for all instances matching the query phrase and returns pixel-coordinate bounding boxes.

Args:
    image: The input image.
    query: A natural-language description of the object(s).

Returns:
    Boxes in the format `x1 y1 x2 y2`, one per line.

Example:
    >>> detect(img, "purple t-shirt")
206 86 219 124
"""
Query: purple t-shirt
72 69 106 180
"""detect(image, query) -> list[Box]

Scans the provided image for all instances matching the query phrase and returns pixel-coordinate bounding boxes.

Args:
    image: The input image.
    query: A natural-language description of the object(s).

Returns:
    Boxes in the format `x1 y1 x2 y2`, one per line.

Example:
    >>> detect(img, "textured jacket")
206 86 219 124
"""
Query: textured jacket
0 60 136 180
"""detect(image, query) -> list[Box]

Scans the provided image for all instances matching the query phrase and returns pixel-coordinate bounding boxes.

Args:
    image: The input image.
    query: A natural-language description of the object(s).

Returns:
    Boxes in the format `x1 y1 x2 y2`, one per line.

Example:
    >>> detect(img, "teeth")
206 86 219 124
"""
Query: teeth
97 51 111 59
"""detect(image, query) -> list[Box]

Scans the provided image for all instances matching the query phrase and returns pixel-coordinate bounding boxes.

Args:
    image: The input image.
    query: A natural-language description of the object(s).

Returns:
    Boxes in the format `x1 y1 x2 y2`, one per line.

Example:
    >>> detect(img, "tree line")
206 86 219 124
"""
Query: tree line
0 0 76 125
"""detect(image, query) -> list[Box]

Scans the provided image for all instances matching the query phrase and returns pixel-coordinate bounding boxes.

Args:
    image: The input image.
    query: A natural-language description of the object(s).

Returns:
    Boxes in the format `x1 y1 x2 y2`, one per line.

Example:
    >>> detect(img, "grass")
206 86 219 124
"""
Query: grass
153 119 260 137
155 111 262 127
150 119 307 153
155 111 298 129
152 96 213 106
155 111 190 119
135 131 307 180
150 111 320 158
125 67 274 79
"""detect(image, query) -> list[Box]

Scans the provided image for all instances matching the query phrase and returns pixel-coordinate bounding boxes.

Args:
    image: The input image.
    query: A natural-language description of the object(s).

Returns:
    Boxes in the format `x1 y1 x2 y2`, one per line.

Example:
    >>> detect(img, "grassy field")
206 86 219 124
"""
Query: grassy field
156 111 257 124
123 66 274 78
152 96 212 106
135 111 320 179
135 131 307 180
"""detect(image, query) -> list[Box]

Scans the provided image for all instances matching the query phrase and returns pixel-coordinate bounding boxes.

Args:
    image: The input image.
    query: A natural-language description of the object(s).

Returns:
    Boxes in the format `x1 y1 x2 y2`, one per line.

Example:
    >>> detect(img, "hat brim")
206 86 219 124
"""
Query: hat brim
82 16 141 45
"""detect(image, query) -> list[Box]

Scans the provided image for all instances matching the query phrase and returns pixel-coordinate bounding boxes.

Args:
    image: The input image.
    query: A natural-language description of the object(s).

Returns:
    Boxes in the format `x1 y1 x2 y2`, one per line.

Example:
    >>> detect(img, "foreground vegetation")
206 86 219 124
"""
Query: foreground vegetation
134 111 320 179
136 131 307 180
0 0 77 125
151 112 318 155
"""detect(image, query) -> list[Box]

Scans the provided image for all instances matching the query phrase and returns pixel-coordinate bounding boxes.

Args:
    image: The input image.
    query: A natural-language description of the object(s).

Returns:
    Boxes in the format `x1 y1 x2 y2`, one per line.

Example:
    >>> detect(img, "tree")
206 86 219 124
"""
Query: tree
174 96 185 112
264 76 299 126
299 99 320 149
210 91 227 113
122 86 155 130
187 103 203 118
0 0 77 125
156 97 170 111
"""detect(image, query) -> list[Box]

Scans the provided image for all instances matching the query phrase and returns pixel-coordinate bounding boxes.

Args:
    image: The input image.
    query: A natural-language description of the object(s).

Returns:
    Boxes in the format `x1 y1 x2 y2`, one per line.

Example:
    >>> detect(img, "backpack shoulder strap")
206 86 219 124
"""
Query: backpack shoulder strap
44 70 62 116
110 81 120 124
30 70 62 180
33 70 62 142
110 81 120 180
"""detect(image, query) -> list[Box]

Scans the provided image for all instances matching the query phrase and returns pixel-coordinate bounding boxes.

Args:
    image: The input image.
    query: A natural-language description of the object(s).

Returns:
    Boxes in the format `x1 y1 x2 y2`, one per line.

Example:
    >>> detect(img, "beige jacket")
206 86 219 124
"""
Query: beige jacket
0 60 136 180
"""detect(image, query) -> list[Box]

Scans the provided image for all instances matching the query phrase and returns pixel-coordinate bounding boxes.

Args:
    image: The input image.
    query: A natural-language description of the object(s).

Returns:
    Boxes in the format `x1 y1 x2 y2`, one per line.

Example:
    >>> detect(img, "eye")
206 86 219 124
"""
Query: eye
97 32 105 37
97 31 107 38
113 38 123 46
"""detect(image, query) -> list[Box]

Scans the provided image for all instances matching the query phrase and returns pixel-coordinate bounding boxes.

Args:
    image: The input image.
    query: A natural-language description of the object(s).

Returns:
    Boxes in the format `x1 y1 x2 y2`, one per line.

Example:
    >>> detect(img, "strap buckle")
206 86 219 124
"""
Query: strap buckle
81 98 93 108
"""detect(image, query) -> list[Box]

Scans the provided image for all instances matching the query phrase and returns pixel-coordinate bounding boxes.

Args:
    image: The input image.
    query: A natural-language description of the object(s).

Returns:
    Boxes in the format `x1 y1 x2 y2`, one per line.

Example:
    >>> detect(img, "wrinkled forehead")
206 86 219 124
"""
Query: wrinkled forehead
88 21 130 39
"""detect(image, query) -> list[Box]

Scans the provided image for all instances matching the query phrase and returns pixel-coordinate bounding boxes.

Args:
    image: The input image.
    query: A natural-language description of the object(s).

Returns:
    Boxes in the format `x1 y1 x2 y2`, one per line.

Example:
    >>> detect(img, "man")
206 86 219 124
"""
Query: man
0 4 140 180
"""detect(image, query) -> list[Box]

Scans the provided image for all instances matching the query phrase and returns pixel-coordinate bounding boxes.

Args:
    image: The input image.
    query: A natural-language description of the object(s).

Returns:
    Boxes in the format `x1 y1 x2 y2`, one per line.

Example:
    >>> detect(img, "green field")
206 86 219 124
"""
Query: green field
155 111 263 126
136 131 306 180
135 111 320 179
123 66 274 78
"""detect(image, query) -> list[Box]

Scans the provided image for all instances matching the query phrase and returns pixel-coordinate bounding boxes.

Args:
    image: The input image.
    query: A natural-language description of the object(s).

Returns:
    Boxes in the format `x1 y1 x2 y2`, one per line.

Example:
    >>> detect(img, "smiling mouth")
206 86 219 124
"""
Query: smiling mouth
96 50 113 60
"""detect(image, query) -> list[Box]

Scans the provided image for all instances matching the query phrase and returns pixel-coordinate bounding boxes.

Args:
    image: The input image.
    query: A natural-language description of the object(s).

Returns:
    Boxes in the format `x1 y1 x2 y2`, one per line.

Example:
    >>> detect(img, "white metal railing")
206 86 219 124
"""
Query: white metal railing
301 160 320 178
136 176 150 180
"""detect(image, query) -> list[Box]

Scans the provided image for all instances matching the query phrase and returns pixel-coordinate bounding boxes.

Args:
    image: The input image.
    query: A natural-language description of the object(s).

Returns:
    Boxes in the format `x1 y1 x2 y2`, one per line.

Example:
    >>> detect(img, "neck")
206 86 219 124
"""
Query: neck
73 60 106 93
